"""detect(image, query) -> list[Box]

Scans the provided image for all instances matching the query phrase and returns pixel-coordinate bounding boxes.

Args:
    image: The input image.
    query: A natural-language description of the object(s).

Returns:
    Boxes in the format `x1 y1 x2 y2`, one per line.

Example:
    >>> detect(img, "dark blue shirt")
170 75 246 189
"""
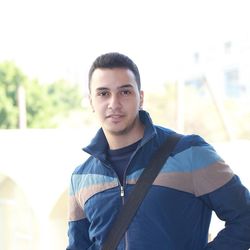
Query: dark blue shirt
107 140 141 184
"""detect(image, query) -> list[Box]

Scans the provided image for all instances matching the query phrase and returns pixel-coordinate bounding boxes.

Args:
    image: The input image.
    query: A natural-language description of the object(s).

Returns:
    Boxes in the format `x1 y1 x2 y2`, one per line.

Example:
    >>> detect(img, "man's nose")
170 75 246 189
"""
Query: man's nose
108 94 121 109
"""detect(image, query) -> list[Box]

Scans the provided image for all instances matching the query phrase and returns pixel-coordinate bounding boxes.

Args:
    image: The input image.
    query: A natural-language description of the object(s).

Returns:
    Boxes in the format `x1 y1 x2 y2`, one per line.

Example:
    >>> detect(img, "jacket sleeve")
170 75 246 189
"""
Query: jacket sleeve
66 175 93 250
66 219 92 250
187 135 250 249
201 175 250 250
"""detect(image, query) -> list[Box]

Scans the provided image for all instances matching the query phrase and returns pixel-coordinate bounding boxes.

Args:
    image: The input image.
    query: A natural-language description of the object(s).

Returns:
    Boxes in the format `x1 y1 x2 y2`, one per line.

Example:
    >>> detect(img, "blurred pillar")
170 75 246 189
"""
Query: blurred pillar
17 85 27 129
203 77 233 141
176 79 185 133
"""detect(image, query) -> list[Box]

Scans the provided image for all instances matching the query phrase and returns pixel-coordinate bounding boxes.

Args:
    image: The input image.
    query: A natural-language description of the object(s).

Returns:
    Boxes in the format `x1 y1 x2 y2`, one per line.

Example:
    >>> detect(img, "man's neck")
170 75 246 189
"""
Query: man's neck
105 122 145 150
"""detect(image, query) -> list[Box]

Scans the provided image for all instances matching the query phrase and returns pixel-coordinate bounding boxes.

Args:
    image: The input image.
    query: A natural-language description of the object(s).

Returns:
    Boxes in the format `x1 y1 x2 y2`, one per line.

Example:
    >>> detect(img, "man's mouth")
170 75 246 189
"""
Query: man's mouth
106 114 124 122
106 113 124 118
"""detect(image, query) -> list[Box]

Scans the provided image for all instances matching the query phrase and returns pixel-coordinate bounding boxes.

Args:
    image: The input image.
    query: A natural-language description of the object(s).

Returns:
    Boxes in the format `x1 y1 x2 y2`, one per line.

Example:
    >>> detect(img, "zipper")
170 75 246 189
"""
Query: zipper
121 136 155 250
102 162 125 200
120 185 125 197
96 134 155 250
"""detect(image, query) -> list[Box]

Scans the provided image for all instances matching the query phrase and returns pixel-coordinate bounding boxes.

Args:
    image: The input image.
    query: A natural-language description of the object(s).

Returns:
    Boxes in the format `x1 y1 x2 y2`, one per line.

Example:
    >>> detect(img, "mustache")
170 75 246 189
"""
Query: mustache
105 112 125 118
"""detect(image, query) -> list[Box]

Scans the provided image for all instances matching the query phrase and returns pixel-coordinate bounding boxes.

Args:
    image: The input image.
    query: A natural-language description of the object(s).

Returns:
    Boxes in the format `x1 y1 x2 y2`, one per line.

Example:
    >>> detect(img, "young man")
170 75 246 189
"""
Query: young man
66 52 250 250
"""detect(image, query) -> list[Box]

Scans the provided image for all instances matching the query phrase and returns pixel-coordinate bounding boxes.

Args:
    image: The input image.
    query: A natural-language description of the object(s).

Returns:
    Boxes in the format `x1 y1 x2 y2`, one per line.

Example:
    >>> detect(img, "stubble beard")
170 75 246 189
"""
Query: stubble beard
106 116 138 137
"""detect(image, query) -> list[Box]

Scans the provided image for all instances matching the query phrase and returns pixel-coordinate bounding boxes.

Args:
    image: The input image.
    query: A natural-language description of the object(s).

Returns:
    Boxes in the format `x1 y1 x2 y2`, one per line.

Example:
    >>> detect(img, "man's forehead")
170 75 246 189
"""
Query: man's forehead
94 83 135 91
91 67 134 77
90 68 137 89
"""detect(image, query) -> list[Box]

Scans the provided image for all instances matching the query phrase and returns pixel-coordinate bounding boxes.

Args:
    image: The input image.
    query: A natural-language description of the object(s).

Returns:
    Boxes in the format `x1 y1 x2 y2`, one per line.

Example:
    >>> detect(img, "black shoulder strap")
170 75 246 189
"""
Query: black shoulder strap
101 133 182 250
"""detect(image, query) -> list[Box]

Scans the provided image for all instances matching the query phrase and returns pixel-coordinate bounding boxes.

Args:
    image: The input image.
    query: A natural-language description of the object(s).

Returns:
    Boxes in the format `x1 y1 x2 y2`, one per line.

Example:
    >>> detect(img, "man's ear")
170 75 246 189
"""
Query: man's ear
139 90 144 109
89 94 94 112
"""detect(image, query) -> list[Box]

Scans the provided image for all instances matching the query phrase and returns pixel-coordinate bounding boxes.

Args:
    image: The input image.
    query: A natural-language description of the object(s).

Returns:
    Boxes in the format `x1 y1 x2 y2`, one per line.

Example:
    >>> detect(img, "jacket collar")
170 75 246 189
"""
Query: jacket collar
83 110 157 161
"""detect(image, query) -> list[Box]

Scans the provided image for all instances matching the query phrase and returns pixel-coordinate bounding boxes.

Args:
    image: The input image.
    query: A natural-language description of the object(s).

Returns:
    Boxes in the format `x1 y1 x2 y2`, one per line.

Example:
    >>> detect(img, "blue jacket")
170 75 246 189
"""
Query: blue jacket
67 111 250 250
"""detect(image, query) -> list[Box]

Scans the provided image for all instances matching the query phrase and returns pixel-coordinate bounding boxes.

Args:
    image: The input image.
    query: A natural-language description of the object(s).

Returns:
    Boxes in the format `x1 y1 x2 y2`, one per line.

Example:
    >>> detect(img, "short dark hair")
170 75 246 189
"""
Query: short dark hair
88 52 141 91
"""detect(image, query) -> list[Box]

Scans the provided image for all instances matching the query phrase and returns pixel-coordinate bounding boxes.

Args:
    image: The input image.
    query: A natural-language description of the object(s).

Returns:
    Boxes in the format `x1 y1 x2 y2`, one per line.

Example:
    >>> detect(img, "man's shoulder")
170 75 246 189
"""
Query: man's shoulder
154 125 209 151
178 134 208 148
71 156 96 175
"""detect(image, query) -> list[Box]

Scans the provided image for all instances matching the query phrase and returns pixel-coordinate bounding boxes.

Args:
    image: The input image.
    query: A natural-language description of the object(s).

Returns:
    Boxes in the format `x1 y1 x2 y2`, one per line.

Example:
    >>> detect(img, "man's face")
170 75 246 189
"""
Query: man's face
89 68 144 136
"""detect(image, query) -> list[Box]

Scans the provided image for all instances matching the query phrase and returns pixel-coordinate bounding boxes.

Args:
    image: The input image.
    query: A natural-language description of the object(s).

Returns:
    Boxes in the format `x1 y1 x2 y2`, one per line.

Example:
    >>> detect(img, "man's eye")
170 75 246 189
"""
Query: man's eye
121 90 131 95
98 91 109 96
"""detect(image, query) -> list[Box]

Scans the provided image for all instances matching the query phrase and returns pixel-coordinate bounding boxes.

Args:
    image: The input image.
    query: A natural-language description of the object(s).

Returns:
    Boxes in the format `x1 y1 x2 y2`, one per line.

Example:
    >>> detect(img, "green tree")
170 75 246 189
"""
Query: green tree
0 61 83 128
0 61 27 128
26 79 83 128
145 82 250 142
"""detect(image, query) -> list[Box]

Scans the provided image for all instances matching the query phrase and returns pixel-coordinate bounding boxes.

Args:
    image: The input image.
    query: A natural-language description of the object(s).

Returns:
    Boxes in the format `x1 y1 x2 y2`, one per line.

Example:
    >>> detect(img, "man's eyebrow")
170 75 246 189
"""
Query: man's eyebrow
95 87 109 91
118 84 133 89
95 84 133 91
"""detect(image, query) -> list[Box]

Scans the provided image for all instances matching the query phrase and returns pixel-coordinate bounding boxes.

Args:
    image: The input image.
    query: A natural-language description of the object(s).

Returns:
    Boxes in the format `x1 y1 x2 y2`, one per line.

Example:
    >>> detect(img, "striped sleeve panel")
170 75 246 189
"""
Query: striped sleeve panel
191 145 234 196
68 174 118 221
127 144 234 197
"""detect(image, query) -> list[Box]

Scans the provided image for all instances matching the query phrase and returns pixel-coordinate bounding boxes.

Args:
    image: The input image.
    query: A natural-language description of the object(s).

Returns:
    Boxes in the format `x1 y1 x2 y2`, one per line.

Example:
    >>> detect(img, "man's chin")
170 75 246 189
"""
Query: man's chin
104 124 129 136
104 118 137 136
108 128 127 136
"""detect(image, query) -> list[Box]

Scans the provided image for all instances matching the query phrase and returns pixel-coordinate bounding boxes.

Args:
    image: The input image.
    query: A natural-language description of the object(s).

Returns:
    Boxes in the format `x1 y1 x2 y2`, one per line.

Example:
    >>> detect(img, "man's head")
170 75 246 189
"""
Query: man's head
88 52 144 146
88 52 141 92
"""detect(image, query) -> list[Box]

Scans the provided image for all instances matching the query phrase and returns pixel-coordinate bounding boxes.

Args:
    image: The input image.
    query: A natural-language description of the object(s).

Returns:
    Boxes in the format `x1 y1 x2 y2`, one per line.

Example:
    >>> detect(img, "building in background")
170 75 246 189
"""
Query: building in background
0 129 95 250
184 37 250 98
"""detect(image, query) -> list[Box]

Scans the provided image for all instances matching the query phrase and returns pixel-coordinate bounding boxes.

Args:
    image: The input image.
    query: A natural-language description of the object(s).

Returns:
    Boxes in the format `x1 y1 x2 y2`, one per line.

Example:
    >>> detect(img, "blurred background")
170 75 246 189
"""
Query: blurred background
0 0 250 249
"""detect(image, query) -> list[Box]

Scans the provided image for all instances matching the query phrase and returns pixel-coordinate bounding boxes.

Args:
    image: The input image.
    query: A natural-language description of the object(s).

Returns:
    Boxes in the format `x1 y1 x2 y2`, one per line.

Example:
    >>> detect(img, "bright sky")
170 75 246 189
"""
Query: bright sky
0 0 249 92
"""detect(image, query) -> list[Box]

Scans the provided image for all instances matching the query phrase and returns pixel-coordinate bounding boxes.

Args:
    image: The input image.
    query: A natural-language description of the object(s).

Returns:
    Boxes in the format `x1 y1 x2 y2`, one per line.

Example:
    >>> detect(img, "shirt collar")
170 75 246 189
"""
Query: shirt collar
83 110 157 160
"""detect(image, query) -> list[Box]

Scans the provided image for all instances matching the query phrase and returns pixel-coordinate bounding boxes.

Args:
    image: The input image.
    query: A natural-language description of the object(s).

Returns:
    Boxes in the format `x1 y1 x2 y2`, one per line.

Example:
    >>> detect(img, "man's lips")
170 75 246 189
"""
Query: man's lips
106 114 124 118
106 114 125 122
